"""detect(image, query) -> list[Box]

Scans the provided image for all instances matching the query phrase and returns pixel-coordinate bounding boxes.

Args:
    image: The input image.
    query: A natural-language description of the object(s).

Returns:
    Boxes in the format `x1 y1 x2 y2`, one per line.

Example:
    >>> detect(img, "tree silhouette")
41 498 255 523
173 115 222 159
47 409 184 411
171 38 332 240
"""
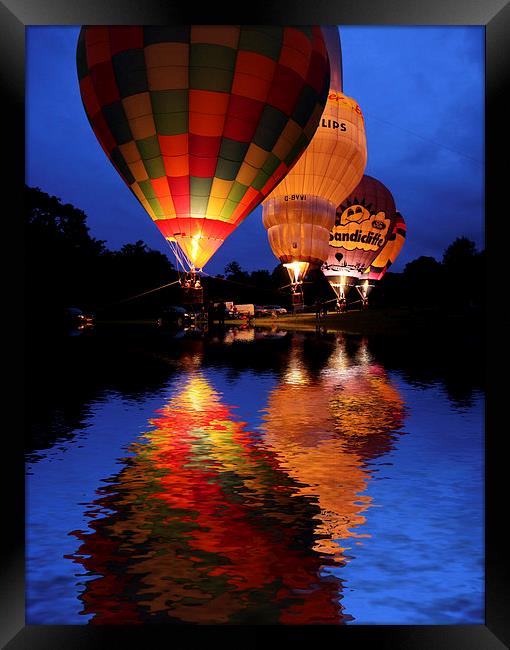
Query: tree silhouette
26 186 108 313
441 237 482 308
26 185 177 320
224 260 249 282
26 184 484 319
442 236 478 269
26 185 106 258
403 256 444 306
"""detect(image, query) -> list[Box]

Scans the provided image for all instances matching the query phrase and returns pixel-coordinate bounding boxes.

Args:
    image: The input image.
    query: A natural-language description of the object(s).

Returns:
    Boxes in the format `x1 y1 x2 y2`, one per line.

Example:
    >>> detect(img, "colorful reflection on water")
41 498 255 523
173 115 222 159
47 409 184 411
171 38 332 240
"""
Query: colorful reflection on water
25 327 484 625
262 338 406 562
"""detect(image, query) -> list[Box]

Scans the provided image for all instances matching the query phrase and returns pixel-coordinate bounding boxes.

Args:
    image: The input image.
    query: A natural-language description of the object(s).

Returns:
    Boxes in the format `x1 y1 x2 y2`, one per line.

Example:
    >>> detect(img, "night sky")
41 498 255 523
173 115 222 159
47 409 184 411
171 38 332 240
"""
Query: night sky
26 25 484 276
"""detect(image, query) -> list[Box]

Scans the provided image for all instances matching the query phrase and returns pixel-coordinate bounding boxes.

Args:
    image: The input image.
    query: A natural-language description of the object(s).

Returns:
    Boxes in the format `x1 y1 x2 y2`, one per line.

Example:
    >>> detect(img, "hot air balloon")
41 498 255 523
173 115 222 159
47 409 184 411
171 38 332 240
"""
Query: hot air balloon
353 210 406 307
261 26 367 309
322 174 398 309
359 210 407 284
76 26 330 299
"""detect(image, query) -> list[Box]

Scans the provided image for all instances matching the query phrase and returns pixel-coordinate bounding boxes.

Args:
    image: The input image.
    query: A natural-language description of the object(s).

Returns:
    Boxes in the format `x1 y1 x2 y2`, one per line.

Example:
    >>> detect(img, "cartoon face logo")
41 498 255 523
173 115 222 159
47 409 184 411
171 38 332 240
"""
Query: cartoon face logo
330 204 392 254
371 211 390 235
337 203 371 226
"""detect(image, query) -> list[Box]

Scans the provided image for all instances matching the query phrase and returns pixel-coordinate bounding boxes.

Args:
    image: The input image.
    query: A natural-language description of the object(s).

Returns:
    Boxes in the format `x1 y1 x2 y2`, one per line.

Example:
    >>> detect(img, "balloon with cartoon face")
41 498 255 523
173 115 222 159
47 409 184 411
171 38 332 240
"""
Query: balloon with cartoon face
322 175 398 299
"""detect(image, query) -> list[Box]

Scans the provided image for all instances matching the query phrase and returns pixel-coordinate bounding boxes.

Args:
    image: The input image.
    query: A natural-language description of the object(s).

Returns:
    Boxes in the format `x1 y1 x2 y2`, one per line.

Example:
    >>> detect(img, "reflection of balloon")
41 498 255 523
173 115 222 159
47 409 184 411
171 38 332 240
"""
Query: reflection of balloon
322 175 398 299
361 210 407 282
262 336 405 561
77 26 330 270
222 325 256 344
68 371 348 623
262 26 367 285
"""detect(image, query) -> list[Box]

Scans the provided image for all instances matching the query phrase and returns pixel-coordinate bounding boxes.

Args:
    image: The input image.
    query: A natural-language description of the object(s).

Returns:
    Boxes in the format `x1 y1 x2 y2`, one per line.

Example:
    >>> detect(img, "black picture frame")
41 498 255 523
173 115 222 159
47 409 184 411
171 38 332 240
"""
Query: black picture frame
4 0 508 647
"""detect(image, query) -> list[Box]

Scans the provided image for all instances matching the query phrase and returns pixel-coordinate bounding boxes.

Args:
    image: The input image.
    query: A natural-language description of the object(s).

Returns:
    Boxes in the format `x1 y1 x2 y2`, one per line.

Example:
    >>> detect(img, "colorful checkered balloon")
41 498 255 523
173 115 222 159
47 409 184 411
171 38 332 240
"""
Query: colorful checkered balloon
77 26 330 269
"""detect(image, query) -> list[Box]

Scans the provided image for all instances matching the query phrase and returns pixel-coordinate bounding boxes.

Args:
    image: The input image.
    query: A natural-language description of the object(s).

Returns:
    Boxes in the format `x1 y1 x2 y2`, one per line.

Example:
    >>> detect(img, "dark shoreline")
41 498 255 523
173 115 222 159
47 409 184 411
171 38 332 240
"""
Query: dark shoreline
250 305 484 339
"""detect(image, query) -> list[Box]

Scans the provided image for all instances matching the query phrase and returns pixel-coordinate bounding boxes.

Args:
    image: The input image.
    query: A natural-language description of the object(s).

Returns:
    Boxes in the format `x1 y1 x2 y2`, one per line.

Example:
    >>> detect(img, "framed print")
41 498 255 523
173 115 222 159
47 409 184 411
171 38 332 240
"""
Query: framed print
3 0 508 648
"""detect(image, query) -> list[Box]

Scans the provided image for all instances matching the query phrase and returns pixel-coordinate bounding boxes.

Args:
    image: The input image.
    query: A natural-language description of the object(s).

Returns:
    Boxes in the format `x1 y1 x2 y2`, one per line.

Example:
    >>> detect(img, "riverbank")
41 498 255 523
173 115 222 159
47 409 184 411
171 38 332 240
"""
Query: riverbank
248 305 484 338
91 305 483 339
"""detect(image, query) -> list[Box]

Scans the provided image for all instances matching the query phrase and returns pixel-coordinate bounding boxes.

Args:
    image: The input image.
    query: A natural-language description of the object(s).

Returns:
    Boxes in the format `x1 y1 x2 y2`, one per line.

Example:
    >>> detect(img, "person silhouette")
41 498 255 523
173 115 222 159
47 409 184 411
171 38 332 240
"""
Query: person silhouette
218 301 226 326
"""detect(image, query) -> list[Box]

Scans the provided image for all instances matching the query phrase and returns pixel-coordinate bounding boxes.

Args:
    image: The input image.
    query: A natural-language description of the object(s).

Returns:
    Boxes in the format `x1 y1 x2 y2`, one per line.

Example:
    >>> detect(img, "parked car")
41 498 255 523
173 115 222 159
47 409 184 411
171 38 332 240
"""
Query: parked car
266 305 287 315
263 305 288 315
254 305 269 317
157 305 195 328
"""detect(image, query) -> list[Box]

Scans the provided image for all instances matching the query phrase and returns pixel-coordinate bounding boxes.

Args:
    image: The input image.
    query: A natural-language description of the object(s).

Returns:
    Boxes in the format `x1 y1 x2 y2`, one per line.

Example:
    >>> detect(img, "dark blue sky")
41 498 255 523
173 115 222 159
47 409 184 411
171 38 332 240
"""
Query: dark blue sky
26 26 484 275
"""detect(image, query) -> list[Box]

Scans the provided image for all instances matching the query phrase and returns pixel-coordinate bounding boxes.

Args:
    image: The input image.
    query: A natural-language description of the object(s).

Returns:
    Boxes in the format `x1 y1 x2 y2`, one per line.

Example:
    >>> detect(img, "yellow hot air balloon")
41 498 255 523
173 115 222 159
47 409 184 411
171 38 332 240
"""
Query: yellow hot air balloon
262 26 367 307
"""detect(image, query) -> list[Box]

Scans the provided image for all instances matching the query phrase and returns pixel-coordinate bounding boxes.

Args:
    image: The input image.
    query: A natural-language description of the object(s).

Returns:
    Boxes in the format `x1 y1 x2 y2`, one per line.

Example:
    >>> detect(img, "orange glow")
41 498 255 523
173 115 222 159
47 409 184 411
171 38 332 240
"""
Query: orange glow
284 261 310 285
69 370 347 624
222 327 255 344
327 275 357 299
170 230 225 271
261 337 405 561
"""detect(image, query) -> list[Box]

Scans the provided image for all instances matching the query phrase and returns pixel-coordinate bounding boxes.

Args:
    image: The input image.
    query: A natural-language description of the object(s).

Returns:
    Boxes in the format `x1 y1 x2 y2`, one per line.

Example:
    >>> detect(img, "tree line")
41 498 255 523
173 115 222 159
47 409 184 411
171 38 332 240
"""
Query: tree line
26 185 484 320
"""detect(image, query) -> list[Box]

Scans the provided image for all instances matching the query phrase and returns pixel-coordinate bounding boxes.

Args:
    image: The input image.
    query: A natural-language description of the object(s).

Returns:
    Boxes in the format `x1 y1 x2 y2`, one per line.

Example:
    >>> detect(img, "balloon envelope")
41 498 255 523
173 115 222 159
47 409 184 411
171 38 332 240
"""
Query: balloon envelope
322 174 398 295
77 26 330 269
363 211 407 281
262 26 367 279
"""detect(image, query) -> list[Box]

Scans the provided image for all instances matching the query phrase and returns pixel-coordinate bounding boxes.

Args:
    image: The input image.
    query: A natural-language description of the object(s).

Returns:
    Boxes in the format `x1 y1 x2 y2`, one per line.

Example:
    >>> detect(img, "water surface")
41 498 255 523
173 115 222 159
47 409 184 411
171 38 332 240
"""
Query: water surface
25 324 484 624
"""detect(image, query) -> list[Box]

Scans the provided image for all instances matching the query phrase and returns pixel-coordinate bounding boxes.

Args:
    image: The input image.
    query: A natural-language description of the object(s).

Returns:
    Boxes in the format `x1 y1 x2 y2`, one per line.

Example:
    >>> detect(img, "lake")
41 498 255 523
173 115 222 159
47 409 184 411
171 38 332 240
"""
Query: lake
25 322 484 625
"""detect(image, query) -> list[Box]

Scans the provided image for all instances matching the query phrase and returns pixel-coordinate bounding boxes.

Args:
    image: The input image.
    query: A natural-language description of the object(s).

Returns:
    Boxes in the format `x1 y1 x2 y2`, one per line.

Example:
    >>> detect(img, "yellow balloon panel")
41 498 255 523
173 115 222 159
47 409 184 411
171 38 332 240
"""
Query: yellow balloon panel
269 91 367 207
262 195 334 230
263 195 335 265
266 222 331 266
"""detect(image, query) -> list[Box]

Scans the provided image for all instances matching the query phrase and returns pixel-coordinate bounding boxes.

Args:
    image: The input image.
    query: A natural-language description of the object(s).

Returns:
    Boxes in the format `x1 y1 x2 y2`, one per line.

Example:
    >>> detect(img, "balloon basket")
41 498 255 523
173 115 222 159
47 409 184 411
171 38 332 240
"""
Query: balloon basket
180 271 204 306
181 286 204 306
291 283 305 312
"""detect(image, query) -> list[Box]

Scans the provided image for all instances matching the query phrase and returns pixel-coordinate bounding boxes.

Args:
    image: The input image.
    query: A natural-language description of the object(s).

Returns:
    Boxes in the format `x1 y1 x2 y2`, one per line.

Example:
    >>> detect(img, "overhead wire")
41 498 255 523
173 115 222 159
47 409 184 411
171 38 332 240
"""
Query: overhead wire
200 269 290 296
113 279 182 305
363 110 483 166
